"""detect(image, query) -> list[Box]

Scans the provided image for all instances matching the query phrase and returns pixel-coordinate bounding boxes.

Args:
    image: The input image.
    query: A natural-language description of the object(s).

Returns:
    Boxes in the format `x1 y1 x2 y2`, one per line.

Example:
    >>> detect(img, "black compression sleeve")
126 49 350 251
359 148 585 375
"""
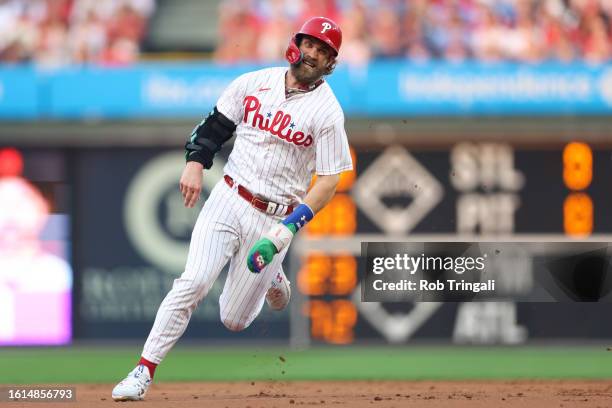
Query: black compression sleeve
185 107 237 169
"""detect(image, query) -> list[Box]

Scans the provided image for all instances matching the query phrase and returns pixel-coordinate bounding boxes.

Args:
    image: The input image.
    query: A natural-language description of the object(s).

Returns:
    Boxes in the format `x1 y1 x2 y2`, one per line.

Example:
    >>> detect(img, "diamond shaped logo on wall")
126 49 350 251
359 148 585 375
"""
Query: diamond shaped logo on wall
353 146 443 234
352 286 442 343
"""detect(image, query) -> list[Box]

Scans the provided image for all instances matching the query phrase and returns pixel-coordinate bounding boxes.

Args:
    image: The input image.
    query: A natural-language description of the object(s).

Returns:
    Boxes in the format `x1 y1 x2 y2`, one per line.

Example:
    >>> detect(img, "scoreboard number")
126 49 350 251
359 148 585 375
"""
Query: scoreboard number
563 142 593 236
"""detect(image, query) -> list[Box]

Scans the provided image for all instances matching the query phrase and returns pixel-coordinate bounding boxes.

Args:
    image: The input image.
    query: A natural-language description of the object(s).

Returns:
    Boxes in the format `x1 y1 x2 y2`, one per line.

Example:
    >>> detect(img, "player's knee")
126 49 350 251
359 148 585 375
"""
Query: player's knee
220 314 251 332
221 318 246 332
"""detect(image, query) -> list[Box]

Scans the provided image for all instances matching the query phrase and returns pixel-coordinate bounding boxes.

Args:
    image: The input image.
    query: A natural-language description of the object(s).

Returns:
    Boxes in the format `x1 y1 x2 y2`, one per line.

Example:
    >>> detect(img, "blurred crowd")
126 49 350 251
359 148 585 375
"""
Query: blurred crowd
2 0 610 66
0 0 154 66
215 0 612 65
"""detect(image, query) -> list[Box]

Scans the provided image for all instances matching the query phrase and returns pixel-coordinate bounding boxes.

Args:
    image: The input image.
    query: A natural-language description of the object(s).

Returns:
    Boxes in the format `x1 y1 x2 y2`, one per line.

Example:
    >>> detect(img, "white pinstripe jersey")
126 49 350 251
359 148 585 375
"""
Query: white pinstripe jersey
216 67 353 205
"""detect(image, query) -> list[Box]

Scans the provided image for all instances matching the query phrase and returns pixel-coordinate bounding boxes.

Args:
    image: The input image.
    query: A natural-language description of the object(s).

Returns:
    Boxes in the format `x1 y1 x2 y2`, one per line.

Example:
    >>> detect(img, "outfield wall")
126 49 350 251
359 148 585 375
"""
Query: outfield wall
3 143 612 346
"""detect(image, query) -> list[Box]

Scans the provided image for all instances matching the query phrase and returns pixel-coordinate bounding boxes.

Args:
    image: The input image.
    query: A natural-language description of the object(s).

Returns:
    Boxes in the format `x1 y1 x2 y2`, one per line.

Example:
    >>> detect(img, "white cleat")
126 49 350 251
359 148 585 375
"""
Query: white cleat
112 365 152 402
266 271 291 311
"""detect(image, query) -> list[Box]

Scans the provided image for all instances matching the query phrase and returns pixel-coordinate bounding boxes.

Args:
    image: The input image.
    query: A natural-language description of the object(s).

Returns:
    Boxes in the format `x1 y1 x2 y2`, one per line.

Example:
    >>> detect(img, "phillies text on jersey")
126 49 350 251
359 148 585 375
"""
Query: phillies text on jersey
242 95 313 147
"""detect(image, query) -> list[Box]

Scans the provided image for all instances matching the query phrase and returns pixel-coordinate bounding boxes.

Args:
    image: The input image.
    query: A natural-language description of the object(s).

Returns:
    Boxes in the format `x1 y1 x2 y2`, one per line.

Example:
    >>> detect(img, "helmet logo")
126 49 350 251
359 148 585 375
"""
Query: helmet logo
321 22 332 33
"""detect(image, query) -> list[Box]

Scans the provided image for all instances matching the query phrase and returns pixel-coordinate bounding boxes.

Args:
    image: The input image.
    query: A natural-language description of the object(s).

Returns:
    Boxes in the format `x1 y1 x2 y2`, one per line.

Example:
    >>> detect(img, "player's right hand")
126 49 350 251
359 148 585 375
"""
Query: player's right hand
247 238 278 273
179 161 204 208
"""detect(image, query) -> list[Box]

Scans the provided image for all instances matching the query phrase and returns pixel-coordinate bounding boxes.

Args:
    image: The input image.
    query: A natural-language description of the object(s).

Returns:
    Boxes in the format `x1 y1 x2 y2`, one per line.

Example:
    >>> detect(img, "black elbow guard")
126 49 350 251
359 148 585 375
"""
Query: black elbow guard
185 107 237 169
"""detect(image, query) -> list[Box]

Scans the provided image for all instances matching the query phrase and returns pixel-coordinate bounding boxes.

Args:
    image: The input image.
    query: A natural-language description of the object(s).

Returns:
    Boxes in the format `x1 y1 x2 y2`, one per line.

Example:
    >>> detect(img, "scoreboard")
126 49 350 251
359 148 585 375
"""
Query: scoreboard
292 141 612 345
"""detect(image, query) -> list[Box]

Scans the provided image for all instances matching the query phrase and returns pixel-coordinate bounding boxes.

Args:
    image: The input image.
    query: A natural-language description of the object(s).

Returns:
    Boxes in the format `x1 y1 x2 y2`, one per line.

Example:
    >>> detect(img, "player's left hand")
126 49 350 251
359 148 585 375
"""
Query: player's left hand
247 238 278 273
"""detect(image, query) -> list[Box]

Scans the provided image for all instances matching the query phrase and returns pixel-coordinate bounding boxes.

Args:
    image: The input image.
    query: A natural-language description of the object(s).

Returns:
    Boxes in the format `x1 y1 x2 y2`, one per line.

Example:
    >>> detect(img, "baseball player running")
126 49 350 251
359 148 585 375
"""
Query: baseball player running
112 16 352 401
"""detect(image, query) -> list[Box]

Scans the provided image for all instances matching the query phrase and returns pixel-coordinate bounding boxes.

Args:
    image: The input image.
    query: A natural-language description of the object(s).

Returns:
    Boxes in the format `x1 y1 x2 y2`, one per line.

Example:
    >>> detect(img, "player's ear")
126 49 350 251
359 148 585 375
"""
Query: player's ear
325 58 336 75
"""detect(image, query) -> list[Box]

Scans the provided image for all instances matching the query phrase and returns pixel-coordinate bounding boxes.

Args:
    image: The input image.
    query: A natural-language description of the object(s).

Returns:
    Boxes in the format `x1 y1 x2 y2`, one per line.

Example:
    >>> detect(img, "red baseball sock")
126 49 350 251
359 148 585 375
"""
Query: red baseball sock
138 357 157 379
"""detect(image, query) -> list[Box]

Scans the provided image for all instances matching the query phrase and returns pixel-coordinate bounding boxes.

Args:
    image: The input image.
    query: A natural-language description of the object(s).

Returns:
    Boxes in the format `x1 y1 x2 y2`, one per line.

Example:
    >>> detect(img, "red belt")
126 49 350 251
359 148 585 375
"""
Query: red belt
224 175 294 216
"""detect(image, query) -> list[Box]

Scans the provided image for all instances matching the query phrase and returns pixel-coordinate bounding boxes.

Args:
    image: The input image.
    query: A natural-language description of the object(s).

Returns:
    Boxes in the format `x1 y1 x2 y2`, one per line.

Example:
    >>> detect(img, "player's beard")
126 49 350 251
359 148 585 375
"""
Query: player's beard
290 59 327 86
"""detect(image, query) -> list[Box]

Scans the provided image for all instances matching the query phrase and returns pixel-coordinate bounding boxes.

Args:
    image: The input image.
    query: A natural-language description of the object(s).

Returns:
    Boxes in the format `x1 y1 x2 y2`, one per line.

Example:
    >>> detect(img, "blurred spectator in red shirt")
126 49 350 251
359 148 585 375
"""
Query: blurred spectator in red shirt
107 3 146 43
581 14 610 63
215 0 260 62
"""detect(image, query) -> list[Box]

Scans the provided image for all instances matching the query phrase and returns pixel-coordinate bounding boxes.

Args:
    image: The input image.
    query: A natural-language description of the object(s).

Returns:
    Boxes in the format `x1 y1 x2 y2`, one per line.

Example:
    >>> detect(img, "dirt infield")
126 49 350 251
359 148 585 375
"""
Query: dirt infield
8 380 612 407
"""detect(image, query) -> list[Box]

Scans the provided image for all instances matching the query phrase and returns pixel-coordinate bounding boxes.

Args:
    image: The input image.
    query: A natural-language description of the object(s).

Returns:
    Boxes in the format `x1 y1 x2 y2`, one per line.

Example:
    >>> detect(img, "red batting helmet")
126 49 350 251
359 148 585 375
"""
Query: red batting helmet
285 17 342 69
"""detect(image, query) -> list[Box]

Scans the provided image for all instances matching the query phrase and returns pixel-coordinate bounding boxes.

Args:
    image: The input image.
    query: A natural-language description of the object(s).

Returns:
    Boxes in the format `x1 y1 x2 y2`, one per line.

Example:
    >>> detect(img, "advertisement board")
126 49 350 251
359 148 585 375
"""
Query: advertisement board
3 62 612 119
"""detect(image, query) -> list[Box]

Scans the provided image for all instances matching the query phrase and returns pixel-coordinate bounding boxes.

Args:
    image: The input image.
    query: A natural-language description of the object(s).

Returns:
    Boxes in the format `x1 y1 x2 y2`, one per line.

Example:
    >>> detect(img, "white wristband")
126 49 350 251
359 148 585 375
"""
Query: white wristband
264 223 294 252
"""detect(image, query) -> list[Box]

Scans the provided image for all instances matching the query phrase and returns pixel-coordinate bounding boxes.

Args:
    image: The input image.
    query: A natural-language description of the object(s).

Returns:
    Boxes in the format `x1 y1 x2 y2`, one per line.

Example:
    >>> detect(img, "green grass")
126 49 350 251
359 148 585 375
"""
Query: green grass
0 346 610 383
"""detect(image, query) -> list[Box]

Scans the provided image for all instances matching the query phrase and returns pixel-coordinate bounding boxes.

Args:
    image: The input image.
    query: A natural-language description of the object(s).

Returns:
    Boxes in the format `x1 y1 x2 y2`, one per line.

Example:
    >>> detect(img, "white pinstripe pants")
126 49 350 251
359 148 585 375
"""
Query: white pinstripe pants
142 179 289 364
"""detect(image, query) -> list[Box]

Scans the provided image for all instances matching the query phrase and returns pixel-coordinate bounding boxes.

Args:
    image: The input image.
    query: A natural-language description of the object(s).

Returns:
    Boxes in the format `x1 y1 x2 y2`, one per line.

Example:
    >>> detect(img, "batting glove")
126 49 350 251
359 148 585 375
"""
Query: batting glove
247 204 314 273
247 237 279 273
